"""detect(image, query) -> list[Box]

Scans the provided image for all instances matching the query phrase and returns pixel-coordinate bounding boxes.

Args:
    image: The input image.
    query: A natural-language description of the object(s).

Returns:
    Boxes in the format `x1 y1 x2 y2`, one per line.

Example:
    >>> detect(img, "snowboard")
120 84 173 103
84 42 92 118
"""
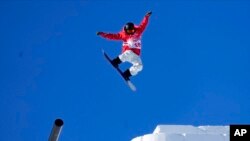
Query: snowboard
102 50 136 92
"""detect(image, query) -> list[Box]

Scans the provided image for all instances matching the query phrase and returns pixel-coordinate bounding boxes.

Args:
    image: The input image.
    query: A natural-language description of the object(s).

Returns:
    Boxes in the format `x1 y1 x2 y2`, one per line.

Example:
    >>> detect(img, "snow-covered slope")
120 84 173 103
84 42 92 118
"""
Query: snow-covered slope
131 125 229 141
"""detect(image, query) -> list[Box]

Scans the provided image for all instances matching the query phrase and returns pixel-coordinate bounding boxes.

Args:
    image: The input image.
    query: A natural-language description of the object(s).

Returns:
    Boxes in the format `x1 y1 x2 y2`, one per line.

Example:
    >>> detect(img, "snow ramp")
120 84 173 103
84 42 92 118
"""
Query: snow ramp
131 125 229 141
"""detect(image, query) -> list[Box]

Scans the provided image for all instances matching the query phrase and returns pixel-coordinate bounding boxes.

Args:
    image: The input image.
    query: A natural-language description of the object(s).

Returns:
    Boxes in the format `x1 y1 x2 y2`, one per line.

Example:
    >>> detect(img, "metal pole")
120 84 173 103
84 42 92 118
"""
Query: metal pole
48 119 64 141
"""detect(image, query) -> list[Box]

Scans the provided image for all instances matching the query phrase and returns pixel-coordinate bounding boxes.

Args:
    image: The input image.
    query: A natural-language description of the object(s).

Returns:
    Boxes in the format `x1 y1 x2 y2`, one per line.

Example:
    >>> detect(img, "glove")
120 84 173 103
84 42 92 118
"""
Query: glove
146 11 152 17
96 31 103 36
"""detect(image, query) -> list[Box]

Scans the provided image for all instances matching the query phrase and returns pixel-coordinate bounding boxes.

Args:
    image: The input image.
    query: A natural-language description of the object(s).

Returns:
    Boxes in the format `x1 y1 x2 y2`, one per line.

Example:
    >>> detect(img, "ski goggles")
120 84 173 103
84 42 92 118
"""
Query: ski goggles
125 29 135 34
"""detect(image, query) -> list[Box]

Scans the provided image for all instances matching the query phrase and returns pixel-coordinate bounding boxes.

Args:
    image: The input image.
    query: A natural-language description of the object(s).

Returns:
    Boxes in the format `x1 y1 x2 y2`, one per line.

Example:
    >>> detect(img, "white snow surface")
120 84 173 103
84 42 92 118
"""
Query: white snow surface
131 125 229 141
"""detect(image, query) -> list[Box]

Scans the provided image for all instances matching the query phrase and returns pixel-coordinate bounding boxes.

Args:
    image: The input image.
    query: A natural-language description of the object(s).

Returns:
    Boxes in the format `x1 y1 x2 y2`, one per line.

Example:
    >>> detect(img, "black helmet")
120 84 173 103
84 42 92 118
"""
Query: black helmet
124 22 135 31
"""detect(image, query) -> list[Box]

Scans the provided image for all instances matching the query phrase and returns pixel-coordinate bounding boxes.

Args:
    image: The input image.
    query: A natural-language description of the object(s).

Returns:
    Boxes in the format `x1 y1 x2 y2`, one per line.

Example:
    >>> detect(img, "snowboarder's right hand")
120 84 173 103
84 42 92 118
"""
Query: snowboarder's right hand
96 32 103 36
145 11 152 17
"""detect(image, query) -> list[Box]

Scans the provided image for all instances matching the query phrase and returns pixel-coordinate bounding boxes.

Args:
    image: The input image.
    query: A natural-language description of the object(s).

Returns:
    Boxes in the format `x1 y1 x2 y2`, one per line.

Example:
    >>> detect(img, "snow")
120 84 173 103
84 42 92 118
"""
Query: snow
131 125 229 141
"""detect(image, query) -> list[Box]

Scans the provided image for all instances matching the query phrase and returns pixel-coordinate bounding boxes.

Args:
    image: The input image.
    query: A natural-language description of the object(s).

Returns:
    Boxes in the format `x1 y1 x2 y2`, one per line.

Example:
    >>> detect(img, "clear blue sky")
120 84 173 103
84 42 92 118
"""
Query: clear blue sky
0 0 250 141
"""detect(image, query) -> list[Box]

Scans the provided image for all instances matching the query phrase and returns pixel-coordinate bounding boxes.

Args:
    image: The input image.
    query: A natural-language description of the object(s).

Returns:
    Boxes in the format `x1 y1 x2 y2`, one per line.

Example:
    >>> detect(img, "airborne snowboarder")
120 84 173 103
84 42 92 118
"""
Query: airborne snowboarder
97 11 152 85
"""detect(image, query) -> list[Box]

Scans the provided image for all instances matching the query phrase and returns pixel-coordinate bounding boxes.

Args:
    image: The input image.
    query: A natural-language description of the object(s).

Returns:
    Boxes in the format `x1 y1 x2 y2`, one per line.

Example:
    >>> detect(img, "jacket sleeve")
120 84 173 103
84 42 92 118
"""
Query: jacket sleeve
137 15 150 34
99 32 122 40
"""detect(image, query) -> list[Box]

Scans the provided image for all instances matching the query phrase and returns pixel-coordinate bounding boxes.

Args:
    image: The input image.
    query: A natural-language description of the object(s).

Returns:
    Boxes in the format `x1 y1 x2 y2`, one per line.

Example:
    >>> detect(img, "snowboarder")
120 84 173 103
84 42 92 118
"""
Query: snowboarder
97 11 152 80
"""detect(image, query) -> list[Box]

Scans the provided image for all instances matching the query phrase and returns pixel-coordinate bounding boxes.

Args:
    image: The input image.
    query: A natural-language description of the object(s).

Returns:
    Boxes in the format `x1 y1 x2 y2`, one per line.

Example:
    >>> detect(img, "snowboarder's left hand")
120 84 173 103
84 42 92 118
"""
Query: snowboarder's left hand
96 31 103 36
145 11 152 17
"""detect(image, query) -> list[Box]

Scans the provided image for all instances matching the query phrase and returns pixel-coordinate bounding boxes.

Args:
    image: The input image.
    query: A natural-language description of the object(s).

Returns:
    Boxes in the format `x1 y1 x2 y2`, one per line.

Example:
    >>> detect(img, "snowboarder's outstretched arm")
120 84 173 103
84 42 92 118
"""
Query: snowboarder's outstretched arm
137 11 152 34
97 32 122 40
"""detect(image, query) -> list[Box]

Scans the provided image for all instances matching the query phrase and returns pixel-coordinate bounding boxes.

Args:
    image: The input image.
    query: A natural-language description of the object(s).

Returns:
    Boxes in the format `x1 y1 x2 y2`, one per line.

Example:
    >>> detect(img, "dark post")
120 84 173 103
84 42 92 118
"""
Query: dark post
48 119 64 141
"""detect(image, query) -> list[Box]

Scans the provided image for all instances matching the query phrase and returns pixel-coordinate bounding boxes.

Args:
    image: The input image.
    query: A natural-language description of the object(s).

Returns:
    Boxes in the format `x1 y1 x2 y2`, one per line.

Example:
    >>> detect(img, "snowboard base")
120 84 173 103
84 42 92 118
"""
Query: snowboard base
102 50 136 91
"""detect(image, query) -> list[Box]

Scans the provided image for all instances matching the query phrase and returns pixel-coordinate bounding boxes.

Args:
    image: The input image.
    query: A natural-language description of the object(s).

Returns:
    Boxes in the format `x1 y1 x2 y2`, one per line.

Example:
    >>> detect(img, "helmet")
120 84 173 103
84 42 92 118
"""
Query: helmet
124 22 135 31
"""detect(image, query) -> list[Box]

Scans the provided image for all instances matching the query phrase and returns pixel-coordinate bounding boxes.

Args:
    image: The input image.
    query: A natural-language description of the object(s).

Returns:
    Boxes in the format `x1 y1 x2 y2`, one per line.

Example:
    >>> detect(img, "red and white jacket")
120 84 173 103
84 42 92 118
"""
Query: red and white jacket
99 15 150 56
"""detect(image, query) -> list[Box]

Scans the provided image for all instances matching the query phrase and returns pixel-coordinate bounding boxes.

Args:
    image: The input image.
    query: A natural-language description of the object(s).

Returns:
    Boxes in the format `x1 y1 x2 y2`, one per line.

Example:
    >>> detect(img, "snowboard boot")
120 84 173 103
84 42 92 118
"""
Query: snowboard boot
123 69 132 81
111 57 121 68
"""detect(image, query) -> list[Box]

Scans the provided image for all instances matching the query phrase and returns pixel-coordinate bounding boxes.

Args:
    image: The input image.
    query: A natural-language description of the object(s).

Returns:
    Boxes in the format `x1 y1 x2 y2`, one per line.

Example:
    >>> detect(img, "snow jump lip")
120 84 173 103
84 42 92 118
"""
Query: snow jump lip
131 125 229 141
